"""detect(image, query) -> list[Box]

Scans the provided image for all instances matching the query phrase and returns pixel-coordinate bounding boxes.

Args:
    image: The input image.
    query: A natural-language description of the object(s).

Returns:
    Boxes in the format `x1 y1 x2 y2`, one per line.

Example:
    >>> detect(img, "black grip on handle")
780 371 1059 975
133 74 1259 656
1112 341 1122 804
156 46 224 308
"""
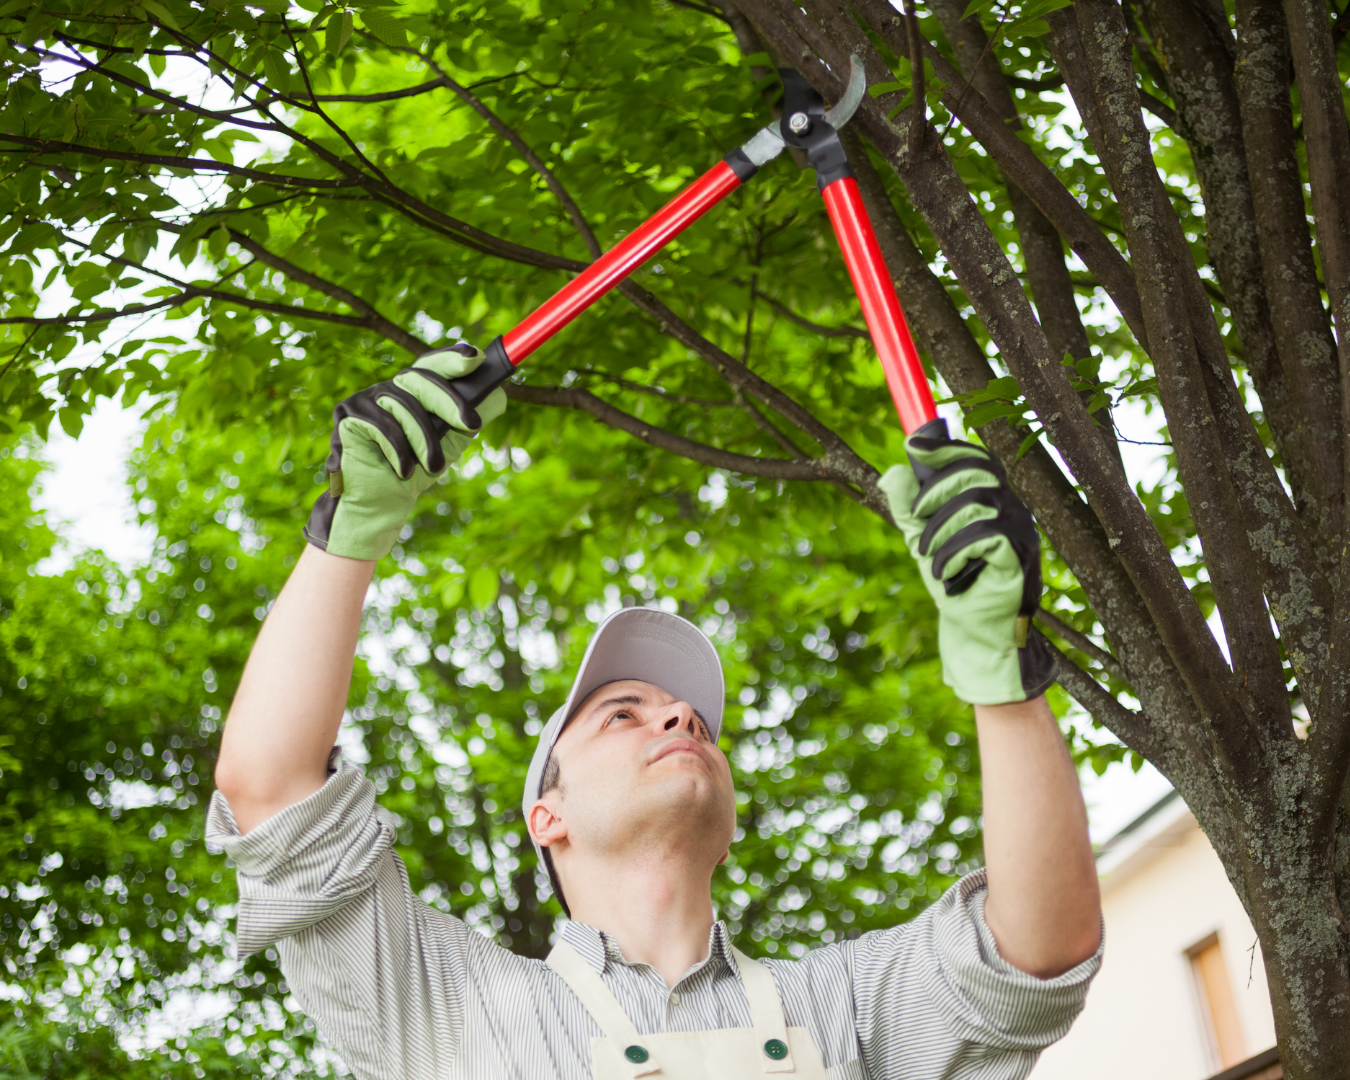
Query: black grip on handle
441 336 515 431
908 416 950 483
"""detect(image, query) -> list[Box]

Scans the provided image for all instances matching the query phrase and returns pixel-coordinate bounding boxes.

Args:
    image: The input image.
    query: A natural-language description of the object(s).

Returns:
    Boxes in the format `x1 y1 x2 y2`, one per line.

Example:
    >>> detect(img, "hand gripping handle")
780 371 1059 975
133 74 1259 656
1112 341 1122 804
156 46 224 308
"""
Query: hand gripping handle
432 338 517 432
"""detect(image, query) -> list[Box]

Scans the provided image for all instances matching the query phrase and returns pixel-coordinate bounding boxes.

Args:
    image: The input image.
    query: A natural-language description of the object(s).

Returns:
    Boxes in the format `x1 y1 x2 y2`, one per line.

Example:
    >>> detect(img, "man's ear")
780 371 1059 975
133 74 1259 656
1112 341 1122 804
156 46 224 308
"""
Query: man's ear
528 798 568 849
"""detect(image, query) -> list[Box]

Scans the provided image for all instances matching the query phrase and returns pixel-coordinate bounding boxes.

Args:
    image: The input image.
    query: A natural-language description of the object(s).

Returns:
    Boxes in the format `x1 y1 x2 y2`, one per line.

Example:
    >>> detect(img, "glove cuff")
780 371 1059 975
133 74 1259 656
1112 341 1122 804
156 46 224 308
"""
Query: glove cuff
302 491 338 552
1019 627 1059 701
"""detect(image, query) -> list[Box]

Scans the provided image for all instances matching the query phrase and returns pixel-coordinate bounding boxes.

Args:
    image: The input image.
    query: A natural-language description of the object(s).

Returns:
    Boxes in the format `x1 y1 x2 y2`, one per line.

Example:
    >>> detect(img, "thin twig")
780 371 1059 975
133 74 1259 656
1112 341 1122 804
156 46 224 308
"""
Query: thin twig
1035 608 1129 683
571 370 734 408
0 327 40 383
666 0 733 22
938 4 1012 145
1005 72 1064 90
1138 87 1177 129
506 383 833 481
757 292 869 339
903 0 925 154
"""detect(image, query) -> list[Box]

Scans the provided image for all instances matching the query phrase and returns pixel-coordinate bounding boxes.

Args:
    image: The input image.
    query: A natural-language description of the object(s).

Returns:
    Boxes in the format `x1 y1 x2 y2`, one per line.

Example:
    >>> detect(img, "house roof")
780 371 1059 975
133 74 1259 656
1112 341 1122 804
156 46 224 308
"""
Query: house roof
1093 787 1195 888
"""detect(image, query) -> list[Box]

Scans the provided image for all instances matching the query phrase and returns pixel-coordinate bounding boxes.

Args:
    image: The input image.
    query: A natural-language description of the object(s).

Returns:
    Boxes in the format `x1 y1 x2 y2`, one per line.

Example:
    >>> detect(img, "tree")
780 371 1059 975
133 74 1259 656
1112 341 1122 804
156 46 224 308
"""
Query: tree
3 0 1345 1075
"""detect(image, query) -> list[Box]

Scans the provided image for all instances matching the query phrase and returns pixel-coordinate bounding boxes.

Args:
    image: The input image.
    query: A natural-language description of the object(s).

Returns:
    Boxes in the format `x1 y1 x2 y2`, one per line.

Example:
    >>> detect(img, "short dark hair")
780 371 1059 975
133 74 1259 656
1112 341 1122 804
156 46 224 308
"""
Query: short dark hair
540 752 562 797
536 749 569 916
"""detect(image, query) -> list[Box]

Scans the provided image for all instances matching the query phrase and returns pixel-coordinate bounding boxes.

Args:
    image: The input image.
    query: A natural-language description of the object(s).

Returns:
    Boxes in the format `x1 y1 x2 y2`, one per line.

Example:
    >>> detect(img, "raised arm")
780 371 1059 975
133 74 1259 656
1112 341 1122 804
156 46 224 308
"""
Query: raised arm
975 695 1099 976
214 343 507 834
880 430 1100 979
215 547 375 833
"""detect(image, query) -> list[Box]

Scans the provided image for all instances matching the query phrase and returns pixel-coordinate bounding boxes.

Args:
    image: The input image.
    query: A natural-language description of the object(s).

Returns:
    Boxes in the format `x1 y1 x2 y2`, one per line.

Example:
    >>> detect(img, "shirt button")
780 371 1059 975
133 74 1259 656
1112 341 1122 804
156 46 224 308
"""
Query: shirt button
669 992 681 1006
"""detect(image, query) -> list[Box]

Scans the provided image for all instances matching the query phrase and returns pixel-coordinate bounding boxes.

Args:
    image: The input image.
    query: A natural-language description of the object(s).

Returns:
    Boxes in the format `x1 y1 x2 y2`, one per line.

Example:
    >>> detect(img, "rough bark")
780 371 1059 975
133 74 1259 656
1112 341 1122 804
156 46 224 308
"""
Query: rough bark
1232 0 1344 578
930 0 1122 464
1140 0 1338 568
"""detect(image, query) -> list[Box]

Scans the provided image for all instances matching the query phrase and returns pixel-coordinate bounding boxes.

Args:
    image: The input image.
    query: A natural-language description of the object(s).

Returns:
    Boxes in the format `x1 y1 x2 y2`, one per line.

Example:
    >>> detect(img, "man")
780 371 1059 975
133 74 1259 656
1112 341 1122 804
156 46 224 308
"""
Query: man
209 345 1101 1079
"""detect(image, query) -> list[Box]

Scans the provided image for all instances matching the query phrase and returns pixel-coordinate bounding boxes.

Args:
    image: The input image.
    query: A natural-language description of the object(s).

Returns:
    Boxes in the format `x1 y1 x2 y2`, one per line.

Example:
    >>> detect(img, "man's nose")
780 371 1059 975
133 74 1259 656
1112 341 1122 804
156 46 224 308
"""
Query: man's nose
660 703 697 735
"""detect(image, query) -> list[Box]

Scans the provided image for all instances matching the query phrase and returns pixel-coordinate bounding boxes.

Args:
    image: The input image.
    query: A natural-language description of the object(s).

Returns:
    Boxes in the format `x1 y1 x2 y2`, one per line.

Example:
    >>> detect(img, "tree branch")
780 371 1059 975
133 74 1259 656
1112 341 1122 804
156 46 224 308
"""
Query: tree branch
1045 637 1159 759
755 291 869 338
1036 608 1129 683
49 231 423 343
906 41 1151 350
733 11 1207 782
1065 1 1282 748
1005 72 1064 91
666 0 733 22
217 228 427 355
369 36 603 259
1234 0 1343 577
504 383 840 482
0 134 360 190
930 0 1122 466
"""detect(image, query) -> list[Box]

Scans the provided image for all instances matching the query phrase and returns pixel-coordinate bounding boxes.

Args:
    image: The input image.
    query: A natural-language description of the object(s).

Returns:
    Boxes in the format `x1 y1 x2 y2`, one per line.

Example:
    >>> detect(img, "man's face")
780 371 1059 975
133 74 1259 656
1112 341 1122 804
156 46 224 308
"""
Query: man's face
529 680 737 869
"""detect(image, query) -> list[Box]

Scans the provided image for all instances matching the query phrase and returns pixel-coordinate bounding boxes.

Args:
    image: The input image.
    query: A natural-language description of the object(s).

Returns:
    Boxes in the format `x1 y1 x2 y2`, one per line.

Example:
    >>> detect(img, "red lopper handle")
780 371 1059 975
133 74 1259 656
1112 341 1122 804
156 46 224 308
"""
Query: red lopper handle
819 177 937 435
501 160 747 366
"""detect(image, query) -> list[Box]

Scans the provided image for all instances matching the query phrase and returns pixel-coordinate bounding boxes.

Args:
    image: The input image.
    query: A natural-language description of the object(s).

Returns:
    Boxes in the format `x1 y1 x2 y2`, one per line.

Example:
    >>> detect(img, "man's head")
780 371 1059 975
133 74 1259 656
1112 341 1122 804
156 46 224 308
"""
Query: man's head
528 680 736 911
520 608 730 915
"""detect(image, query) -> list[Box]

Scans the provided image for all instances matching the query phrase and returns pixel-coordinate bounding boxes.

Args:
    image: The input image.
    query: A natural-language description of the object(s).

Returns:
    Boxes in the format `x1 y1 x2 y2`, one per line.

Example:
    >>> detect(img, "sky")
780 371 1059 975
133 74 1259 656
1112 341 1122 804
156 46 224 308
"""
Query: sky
32 395 1174 845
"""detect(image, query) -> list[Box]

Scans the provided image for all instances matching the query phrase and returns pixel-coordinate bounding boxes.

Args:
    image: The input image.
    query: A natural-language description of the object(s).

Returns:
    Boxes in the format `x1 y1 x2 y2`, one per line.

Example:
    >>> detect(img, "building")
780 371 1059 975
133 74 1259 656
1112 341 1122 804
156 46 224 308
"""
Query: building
1032 791 1281 1080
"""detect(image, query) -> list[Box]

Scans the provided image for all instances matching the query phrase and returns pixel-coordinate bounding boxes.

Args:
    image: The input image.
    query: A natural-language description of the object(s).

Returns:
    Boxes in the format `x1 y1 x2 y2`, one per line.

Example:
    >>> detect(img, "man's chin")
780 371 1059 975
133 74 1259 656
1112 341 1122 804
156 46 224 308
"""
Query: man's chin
628 774 734 832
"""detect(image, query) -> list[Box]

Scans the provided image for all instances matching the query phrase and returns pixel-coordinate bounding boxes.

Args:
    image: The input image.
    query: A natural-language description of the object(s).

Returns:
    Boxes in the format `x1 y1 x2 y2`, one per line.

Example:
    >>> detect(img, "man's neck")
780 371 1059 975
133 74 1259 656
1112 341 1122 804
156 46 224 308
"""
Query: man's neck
560 850 718 988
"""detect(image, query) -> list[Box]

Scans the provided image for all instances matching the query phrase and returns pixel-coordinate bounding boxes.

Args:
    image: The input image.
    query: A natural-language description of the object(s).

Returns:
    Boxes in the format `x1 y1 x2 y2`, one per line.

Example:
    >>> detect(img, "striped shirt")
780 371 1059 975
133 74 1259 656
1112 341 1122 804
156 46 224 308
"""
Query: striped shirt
205 751 1100 1080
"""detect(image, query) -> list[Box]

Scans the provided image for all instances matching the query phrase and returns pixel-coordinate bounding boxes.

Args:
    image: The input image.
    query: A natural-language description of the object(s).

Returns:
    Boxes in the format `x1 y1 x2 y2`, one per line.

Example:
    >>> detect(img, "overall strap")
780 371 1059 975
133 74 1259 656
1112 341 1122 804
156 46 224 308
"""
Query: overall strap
546 940 661 1078
730 946 797 1074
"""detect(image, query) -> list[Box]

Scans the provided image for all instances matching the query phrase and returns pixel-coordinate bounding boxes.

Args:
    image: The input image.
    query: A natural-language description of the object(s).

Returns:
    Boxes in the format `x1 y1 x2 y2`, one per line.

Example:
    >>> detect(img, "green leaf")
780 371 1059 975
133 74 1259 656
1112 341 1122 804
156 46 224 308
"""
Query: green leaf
1004 17 1052 37
326 11 353 57
868 81 904 98
263 49 292 93
263 432 292 471
360 8 406 45
468 566 499 609
959 376 1021 405
139 0 180 30
886 93 915 118
961 0 1000 20
1016 426 1043 460
1019 0 1073 18
208 225 230 261
964 399 1029 428
741 51 771 67
57 404 84 437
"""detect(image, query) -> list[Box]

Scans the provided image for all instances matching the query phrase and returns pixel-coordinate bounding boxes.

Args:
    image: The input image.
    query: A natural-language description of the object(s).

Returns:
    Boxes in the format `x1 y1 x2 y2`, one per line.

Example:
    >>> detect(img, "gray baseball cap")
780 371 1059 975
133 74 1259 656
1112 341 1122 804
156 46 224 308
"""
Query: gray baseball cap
521 606 725 888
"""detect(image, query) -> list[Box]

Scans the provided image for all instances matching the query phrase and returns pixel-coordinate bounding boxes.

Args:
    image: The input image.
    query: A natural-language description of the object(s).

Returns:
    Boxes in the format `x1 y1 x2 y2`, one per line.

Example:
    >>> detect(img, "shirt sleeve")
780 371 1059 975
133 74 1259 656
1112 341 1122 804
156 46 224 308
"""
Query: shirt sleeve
204 749 471 1080
846 868 1102 1080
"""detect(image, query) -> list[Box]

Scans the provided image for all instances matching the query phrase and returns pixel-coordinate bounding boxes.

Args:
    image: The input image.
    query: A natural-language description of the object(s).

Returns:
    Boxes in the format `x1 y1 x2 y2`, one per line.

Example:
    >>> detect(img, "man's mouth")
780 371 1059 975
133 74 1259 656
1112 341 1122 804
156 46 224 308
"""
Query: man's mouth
649 738 707 766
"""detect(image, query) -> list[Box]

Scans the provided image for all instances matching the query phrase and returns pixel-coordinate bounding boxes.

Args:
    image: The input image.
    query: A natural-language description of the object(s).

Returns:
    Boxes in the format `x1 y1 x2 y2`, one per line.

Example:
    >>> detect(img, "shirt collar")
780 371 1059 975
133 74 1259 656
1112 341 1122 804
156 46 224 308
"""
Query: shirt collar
560 919 737 982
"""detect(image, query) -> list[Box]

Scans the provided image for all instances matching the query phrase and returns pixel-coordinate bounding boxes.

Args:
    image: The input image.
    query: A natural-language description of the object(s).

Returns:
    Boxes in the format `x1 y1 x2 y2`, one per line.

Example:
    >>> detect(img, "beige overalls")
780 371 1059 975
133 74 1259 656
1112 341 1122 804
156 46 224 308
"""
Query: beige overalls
547 939 830 1079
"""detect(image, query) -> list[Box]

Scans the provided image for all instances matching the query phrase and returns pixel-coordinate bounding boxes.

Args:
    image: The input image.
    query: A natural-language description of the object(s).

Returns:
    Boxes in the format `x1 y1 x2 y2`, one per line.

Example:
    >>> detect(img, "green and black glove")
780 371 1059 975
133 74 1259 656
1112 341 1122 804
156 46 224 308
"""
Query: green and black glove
879 430 1057 704
303 344 507 561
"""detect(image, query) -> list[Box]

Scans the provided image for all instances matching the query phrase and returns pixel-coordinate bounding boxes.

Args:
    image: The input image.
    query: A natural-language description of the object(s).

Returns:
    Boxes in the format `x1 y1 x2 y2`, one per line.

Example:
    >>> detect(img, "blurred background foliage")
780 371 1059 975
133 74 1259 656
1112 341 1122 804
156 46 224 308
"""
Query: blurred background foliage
1 0 1125 1074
